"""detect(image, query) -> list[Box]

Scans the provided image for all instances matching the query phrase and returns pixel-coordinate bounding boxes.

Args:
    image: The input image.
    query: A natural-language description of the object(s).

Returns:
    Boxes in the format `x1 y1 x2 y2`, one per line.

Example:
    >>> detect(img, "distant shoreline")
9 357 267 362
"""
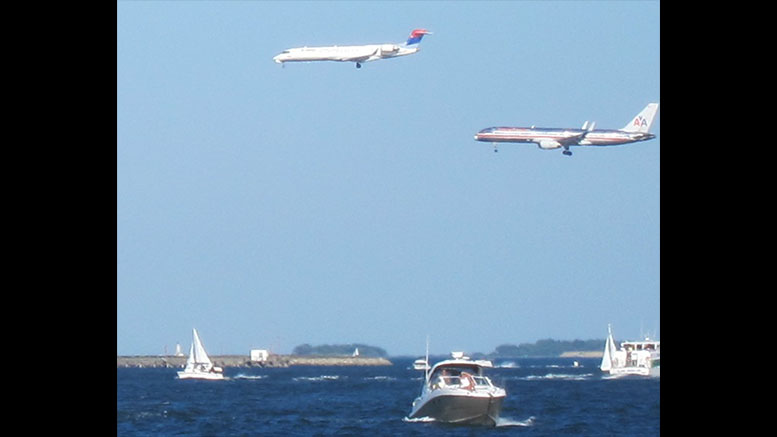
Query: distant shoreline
116 354 392 368
117 351 604 368
559 351 603 358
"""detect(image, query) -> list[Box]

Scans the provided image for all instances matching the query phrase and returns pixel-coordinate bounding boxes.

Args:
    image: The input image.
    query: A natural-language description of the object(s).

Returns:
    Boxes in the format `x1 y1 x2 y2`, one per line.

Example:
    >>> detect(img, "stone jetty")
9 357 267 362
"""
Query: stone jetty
117 354 392 368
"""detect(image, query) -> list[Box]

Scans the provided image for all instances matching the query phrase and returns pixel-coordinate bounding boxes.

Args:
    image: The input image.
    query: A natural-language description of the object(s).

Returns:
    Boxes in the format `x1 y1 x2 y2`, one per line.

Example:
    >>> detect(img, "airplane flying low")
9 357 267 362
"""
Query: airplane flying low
474 103 659 156
273 29 431 68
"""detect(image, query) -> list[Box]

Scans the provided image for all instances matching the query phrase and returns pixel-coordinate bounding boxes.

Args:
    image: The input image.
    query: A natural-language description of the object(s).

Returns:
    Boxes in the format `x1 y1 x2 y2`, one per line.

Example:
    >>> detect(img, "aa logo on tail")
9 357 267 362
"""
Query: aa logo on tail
633 116 648 127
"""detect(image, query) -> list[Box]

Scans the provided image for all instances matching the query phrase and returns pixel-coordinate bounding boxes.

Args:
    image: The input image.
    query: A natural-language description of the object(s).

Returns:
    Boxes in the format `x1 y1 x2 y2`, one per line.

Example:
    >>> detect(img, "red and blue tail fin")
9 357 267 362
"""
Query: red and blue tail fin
406 29 431 46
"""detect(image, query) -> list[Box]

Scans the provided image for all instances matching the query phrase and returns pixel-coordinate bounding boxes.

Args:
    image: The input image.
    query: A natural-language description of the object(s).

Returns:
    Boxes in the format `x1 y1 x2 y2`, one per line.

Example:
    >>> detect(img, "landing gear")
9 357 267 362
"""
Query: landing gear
493 143 498 153
356 62 362 69
562 150 572 156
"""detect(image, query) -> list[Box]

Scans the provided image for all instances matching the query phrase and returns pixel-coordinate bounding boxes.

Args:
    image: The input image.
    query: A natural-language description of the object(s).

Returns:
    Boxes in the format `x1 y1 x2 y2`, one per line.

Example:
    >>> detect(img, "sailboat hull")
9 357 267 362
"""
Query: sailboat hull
176 371 225 380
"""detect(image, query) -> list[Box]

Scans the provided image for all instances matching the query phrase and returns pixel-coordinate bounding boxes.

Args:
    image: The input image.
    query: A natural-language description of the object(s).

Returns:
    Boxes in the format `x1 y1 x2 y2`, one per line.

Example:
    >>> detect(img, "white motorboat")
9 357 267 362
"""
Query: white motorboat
600 324 660 377
408 352 506 426
177 328 225 380
412 358 429 371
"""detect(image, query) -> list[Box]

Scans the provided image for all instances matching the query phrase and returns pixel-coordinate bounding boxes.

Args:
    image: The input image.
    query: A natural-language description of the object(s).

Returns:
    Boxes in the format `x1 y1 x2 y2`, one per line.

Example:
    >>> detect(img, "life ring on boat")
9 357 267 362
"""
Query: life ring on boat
460 372 476 391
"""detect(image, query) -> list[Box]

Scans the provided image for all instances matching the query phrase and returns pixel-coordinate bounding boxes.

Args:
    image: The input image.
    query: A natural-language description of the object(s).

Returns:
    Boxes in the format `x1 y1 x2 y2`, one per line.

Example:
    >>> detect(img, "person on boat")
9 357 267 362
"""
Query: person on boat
433 369 451 389
459 371 476 391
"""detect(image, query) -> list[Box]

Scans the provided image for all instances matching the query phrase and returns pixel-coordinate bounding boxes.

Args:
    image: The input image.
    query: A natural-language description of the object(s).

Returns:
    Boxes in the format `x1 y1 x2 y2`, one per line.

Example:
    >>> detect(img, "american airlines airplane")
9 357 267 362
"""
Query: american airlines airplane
474 103 659 156
273 29 431 68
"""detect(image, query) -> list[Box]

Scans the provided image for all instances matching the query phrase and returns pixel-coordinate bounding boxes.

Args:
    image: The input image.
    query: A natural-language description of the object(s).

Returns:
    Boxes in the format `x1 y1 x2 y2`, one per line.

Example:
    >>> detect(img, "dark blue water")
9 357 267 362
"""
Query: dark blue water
117 357 659 436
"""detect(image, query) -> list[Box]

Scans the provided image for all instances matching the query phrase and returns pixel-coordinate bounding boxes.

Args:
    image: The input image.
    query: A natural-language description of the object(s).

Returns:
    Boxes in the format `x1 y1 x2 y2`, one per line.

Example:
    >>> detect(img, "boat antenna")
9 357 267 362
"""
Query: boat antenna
424 335 430 384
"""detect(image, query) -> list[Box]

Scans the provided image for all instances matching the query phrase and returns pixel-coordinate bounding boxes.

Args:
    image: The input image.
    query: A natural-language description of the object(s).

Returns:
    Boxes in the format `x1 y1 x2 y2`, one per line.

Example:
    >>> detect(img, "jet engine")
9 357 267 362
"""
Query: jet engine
538 140 562 150
380 44 399 55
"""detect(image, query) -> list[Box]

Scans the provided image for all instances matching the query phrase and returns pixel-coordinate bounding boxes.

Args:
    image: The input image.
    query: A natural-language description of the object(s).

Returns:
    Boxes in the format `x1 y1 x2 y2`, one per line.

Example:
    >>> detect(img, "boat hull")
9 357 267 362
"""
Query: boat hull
176 371 225 380
608 366 660 377
409 392 505 426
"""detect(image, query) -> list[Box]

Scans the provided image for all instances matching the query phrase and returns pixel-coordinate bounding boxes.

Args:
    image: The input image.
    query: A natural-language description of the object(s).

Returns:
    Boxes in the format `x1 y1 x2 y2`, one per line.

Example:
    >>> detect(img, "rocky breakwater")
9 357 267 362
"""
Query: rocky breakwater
116 354 290 368
117 355 392 368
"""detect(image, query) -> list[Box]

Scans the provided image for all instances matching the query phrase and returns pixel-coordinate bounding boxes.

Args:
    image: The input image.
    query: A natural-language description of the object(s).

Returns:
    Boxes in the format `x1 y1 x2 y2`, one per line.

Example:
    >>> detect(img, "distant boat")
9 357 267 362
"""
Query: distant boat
600 324 660 377
412 358 429 371
408 352 506 426
177 328 225 380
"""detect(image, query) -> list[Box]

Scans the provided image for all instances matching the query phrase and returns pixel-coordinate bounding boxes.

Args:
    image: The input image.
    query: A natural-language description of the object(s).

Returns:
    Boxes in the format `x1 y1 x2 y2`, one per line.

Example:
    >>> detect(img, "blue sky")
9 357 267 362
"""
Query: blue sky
117 1 660 356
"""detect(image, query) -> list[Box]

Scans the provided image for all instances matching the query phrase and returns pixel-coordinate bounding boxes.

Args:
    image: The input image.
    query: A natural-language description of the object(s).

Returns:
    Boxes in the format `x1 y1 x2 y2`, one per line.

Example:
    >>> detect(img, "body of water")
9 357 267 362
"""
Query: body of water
117 357 659 436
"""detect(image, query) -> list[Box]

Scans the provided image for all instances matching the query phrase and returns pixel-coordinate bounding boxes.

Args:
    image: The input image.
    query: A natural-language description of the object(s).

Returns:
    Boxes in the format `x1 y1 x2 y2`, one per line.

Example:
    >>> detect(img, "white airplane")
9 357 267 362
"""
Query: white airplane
474 103 659 156
273 29 431 69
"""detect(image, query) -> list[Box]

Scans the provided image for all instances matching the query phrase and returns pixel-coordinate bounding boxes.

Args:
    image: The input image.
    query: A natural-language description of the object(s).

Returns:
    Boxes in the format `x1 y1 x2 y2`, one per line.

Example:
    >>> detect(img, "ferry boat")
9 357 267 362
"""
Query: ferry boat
408 352 506 426
600 324 660 377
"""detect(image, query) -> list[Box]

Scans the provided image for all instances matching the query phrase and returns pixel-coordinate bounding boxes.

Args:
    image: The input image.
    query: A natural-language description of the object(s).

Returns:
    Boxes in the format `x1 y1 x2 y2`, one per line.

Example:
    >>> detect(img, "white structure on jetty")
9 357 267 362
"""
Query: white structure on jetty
250 349 269 362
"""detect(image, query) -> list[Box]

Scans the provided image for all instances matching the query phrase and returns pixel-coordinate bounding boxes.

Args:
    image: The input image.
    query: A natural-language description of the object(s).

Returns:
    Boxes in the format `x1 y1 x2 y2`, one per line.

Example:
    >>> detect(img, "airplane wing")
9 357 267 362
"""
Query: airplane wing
558 124 595 146
558 132 589 147
337 47 379 62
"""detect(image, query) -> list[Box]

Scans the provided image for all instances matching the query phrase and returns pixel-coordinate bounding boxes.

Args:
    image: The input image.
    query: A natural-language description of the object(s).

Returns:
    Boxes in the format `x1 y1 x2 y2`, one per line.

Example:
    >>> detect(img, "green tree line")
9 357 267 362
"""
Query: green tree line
292 343 388 358
488 338 603 358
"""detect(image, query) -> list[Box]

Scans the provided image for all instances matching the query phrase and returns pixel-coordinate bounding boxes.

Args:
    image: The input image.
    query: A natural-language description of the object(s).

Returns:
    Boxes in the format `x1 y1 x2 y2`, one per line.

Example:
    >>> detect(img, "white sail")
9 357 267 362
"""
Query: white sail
182 328 213 373
184 342 196 370
191 328 213 367
600 324 615 372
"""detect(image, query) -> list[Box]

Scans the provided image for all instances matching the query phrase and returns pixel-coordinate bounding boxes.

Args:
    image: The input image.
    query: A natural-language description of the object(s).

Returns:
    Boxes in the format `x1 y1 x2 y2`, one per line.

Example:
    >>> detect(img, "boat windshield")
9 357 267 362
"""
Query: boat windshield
433 375 490 387
428 366 491 390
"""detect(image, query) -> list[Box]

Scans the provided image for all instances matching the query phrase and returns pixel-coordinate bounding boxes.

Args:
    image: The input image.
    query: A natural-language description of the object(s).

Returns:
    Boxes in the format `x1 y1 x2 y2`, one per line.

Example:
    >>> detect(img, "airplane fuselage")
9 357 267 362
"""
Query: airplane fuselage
474 127 655 148
273 29 430 67
273 44 419 64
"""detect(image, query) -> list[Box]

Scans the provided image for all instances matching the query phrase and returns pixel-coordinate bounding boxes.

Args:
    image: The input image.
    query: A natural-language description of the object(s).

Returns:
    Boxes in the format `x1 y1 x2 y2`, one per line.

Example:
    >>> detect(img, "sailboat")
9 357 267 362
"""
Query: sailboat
600 324 617 373
176 328 225 380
